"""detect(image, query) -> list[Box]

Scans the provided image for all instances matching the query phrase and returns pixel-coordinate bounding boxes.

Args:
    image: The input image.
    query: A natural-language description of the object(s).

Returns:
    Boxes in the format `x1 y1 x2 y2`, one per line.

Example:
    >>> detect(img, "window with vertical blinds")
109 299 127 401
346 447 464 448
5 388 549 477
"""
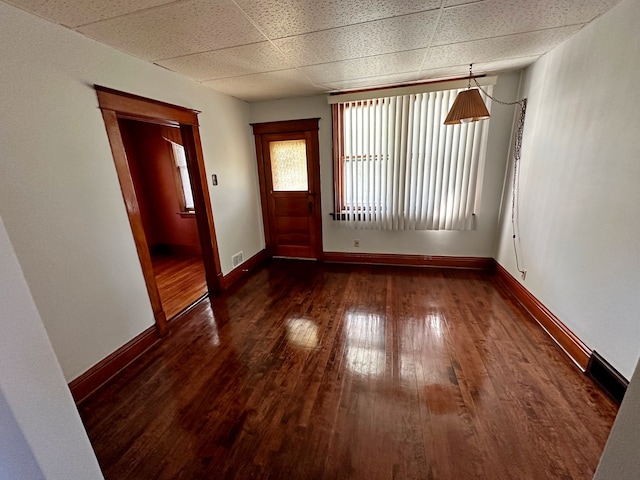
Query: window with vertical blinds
331 84 493 230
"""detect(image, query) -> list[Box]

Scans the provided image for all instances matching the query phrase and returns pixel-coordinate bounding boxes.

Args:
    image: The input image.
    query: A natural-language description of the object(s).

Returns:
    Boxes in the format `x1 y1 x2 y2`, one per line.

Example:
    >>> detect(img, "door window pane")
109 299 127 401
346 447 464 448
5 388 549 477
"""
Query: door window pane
270 139 308 191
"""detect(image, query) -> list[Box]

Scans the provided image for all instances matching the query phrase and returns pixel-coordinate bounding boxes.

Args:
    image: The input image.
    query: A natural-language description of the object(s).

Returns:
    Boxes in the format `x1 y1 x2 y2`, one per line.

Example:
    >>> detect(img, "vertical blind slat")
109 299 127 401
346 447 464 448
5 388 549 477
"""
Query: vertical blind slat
426 91 440 229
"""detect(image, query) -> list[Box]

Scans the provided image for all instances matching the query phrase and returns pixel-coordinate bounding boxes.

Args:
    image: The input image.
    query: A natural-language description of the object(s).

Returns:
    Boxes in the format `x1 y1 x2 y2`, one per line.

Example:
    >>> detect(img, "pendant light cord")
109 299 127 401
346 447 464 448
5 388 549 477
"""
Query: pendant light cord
474 77 528 276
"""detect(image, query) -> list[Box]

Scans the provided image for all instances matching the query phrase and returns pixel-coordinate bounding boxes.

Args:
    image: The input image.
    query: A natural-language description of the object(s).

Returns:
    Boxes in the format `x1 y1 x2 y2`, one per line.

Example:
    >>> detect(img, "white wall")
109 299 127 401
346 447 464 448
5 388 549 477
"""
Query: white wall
0 1 263 381
594 357 640 479
250 72 520 257
494 0 640 378
0 216 104 479
0 391 45 480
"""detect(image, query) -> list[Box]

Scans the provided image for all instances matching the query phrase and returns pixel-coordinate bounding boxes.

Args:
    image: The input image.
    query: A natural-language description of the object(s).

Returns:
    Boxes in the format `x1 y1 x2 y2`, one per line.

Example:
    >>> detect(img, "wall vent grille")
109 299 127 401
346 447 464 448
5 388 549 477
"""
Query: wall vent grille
232 251 244 268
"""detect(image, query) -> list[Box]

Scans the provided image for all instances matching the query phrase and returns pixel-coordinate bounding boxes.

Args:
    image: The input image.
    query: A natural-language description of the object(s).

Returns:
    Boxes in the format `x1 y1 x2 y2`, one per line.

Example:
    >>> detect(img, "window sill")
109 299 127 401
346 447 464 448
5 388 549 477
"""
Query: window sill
177 211 196 218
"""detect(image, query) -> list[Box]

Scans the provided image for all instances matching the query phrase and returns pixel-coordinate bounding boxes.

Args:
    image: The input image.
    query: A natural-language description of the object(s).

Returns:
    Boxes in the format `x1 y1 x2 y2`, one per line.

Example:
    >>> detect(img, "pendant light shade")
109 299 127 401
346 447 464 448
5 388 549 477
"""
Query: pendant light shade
444 88 490 125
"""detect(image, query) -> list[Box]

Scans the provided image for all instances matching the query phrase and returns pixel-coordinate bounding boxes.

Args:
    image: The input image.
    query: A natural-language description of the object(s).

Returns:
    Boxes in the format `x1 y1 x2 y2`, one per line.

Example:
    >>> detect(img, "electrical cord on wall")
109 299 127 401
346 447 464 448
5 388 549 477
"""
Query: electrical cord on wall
510 99 527 277
474 78 528 277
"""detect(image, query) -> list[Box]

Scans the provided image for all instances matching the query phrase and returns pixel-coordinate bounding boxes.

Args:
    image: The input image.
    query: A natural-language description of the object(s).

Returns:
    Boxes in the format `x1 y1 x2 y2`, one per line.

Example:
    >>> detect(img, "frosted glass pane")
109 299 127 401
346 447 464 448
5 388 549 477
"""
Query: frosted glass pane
270 140 308 191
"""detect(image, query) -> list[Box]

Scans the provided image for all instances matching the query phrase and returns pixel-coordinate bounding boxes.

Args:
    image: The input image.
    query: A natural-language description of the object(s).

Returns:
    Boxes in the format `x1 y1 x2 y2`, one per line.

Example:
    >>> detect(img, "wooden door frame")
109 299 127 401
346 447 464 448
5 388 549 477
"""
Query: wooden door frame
251 118 323 259
96 86 223 337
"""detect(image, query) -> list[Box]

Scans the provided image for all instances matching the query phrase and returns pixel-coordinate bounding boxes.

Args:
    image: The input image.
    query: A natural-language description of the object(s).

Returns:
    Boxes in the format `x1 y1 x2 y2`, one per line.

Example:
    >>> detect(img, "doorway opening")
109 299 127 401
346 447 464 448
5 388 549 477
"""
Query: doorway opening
119 119 207 320
96 86 222 337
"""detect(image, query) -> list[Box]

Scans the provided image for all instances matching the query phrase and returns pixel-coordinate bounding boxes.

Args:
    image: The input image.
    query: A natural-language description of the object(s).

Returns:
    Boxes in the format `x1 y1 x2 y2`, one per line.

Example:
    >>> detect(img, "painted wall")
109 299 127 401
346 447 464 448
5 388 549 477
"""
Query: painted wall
594 357 640 479
120 120 201 253
249 72 521 257
0 216 103 479
120 120 161 247
0 1 263 381
494 0 640 378
0 391 45 480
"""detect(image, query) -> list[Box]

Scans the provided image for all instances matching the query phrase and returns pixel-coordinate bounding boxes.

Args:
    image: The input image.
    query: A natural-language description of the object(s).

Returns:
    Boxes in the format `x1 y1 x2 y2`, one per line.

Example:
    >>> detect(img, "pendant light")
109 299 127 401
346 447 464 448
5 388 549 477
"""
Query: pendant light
444 64 490 125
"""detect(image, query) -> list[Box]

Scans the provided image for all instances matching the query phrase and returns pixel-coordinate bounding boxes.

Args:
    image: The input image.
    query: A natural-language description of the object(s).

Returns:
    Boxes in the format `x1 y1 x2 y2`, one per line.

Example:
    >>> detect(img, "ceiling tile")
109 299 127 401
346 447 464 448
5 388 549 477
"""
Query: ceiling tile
77 0 265 61
321 71 421 92
418 56 540 79
6 0 624 102
203 69 321 102
470 56 540 74
321 55 540 94
443 0 484 6
157 42 293 81
299 50 425 85
234 0 441 39
434 0 622 45
3 0 177 27
425 25 582 70
273 10 440 67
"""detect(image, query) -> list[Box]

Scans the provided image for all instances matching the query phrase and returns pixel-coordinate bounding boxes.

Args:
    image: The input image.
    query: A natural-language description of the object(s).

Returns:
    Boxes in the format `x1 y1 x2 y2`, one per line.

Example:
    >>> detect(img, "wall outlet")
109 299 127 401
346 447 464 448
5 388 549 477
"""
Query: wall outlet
211 174 218 186
232 251 243 268
521 270 527 280
354 239 360 247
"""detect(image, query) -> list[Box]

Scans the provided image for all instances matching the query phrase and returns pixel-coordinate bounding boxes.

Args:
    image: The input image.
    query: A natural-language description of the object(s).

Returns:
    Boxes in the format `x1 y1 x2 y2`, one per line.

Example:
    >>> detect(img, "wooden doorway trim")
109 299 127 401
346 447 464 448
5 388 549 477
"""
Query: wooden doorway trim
96 86 222 337
252 118 323 259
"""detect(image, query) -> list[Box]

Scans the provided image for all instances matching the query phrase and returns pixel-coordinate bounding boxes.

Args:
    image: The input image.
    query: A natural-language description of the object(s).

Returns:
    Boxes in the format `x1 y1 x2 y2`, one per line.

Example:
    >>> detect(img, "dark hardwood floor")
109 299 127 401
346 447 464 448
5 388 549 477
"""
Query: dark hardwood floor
152 253 207 319
80 260 618 480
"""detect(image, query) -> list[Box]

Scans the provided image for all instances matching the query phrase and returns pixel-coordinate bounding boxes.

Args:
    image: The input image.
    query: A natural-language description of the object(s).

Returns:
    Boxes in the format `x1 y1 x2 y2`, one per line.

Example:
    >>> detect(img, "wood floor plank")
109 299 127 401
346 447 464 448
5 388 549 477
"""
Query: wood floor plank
79 261 618 480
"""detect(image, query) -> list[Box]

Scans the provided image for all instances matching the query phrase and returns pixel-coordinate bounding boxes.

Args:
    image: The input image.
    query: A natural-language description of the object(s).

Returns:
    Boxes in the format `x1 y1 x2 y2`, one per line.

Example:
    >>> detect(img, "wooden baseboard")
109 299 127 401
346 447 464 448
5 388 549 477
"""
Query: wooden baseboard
68 325 159 404
221 249 269 290
493 261 591 371
587 351 628 403
322 252 493 270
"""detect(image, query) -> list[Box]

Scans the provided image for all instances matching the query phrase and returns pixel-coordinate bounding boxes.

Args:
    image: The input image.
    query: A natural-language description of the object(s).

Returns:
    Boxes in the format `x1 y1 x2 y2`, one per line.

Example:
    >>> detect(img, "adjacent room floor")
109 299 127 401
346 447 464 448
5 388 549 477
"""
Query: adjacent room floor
151 253 207 320
79 260 618 480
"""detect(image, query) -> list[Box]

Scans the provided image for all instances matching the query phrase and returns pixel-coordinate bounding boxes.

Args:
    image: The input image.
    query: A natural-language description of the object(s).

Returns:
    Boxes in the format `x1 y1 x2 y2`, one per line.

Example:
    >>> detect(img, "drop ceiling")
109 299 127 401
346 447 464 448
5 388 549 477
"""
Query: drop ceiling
5 0 622 102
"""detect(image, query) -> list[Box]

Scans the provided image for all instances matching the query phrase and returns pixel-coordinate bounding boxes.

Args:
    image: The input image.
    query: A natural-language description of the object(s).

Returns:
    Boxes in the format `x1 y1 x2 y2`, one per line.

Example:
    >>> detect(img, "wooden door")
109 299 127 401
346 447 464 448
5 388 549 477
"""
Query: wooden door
252 119 322 259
